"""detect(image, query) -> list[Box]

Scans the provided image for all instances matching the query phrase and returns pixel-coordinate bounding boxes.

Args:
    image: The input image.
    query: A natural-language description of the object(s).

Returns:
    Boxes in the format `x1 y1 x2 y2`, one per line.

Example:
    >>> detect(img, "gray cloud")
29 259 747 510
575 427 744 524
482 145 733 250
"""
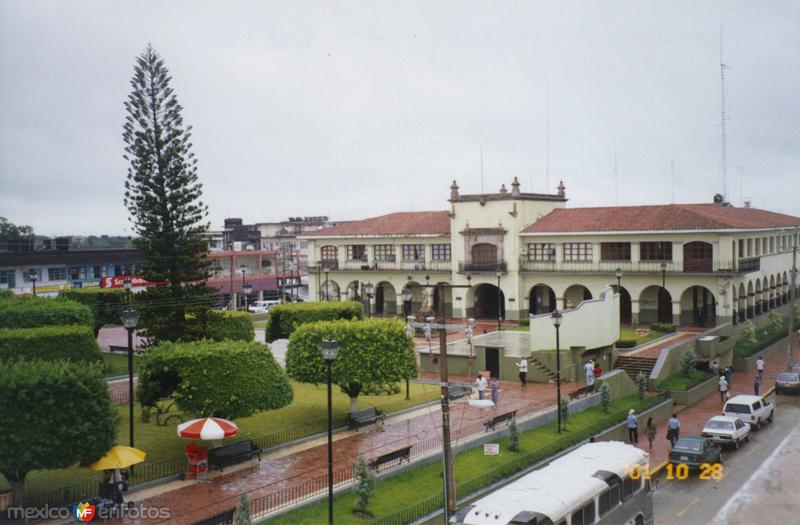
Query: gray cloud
1 0 798 236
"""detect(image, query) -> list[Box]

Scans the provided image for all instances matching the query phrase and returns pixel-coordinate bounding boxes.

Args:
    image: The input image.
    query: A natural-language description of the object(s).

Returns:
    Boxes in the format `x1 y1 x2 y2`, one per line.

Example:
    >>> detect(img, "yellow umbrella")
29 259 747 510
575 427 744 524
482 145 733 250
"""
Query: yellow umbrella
88 446 146 471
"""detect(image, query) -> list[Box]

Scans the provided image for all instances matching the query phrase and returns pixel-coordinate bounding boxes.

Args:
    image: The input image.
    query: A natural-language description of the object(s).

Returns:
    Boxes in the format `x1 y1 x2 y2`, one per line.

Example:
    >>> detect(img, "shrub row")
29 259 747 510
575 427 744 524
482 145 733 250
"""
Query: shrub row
207 311 254 342
734 321 788 359
59 288 129 335
0 289 13 299
0 297 93 329
615 339 638 348
0 325 102 364
650 322 675 333
137 340 292 419
266 301 364 341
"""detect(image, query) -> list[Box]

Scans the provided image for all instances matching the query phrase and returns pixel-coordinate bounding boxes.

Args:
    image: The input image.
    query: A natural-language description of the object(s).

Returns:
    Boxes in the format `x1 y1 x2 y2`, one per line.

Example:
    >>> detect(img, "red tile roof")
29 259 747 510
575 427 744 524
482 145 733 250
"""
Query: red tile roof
301 211 451 237
522 204 800 233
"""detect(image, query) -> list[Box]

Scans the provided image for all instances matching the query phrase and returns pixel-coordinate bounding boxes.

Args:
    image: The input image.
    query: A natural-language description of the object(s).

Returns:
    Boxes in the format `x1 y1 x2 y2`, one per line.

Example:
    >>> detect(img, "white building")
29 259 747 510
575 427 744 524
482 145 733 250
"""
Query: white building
301 179 799 327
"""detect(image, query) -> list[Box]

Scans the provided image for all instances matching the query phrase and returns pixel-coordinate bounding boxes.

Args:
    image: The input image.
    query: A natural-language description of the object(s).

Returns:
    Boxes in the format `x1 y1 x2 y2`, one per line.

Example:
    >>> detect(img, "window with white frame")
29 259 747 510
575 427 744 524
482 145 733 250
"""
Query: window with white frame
527 243 556 261
431 244 451 261
48 267 66 281
0 269 15 288
373 244 395 261
402 244 425 261
562 243 593 261
346 245 366 261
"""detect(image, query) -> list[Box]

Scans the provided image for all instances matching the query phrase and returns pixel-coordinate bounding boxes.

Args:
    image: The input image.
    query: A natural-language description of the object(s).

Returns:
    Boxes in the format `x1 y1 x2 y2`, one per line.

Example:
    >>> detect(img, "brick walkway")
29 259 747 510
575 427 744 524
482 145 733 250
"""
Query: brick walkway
628 330 699 358
628 346 797 470
110 376 577 525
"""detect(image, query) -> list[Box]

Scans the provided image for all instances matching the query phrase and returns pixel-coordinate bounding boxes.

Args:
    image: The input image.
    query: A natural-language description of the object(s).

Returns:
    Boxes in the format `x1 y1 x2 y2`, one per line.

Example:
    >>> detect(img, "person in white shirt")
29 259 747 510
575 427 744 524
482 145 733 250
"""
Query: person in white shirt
475 374 488 400
517 358 528 386
756 356 765 380
584 360 595 388
719 374 729 402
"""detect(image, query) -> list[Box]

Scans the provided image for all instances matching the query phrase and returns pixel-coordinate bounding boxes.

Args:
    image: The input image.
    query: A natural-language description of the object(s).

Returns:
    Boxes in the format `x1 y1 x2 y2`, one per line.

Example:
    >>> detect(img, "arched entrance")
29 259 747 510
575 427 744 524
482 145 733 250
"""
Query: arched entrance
433 283 453 318
613 285 632 324
473 284 505 320
375 281 396 315
405 281 425 316
322 280 340 301
680 286 716 327
755 279 763 315
746 281 754 318
564 284 592 309
769 275 776 308
529 284 557 315
683 241 713 272
737 283 746 322
640 285 672 324
346 280 360 301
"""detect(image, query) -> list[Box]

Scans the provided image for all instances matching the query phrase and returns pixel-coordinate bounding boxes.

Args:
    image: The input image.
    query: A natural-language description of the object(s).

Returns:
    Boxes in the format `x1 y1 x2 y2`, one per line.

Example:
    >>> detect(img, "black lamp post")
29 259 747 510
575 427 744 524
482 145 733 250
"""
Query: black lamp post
401 287 412 317
615 267 622 291
365 282 374 318
321 339 340 525
239 264 247 310
243 282 253 311
496 269 503 332
551 310 563 433
660 261 667 290
324 267 330 301
121 309 140 449
28 269 39 296
123 278 132 306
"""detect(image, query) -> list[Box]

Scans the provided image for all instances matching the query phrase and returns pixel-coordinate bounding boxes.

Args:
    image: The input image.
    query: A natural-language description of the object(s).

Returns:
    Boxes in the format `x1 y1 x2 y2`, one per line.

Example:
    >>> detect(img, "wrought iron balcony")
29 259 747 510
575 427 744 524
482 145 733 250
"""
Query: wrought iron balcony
519 259 759 275
312 259 451 272
457 261 507 273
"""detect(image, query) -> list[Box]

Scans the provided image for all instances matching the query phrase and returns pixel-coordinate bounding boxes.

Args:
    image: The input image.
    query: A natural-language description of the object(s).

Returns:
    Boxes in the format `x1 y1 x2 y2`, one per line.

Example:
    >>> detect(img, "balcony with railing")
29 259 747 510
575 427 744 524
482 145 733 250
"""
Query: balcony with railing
519 258 759 275
457 261 507 273
313 259 451 272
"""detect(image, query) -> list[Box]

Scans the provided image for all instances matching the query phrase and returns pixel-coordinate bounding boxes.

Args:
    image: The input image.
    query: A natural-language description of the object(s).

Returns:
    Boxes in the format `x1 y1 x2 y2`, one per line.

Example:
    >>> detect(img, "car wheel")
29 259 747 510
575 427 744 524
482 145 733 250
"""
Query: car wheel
767 411 774 423
734 439 740 450
754 420 760 430
745 434 750 443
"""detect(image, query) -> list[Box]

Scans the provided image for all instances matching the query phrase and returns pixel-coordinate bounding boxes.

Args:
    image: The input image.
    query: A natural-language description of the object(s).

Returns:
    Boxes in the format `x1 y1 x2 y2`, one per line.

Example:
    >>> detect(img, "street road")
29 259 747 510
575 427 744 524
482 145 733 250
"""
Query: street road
653 394 800 525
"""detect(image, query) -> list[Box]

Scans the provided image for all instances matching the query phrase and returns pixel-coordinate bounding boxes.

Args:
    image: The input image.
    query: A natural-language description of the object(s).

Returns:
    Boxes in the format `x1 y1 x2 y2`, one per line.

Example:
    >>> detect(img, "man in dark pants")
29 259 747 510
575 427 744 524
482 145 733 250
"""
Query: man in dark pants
516 358 528 386
626 409 639 443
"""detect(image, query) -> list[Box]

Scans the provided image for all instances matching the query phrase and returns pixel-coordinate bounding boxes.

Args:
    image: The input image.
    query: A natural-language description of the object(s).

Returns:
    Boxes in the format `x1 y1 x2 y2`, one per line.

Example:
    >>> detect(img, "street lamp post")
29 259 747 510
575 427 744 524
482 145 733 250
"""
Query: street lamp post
660 261 667 290
496 269 503 332
552 310 563 433
123 278 132 306
243 282 253 312
615 268 622 291
324 267 330 301
28 269 39 296
321 339 339 525
121 309 140 449
239 265 247 310
365 282 374 318
401 287 412 317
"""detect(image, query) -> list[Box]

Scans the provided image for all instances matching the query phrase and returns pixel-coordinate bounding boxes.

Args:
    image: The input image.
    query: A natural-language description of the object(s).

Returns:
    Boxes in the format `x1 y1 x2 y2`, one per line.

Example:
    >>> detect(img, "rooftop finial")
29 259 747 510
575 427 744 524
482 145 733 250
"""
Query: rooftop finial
511 176 521 196
450 180 460 200
499 183 508 194
557 180 566 198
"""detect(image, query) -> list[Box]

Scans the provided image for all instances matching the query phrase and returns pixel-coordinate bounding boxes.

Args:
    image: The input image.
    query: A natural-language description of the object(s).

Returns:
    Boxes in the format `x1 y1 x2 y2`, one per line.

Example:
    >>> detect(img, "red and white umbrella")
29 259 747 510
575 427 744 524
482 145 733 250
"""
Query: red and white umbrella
177 417 239 440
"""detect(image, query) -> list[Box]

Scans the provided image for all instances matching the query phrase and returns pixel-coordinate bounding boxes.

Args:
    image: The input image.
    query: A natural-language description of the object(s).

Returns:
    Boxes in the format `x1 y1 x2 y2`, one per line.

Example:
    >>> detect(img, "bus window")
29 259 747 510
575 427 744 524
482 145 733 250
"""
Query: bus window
599 483 621 516
570 501 595 525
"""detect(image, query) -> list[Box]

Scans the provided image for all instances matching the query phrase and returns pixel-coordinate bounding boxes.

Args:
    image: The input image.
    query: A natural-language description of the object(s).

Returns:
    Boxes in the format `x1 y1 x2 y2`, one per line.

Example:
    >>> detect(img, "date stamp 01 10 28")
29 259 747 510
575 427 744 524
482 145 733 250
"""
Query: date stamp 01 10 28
627 463 724 481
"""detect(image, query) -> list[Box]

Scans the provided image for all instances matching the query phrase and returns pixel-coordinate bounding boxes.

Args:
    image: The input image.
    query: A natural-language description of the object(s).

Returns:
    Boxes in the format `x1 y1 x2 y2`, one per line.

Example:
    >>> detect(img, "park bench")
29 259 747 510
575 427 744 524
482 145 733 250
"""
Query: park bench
348 406 385 430
208 440 261 471
447 385 472 401
484 410 518 432
568 385 595 401
635 328 651 338
192 507 236 525
108 345 128 354
368 445 412 471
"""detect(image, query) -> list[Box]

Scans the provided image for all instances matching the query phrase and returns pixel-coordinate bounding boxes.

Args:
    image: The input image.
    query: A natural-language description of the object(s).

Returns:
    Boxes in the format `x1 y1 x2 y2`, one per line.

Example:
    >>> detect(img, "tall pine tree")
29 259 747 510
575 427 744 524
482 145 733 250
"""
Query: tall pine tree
123 44 214 343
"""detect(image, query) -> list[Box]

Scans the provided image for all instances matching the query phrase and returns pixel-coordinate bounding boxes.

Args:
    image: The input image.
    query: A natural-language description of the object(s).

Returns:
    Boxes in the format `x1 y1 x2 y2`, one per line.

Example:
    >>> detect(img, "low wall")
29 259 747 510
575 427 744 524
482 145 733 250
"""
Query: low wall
595 397 674 443
732 335 790 372
658 375 719 406
595 369 638 400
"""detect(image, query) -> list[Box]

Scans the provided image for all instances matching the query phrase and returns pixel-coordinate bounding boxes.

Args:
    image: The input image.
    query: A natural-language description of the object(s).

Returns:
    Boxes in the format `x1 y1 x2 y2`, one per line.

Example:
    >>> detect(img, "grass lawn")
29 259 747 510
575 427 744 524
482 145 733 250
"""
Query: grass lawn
100 352 141 378
658 369 713 391
252 319 269 330
3 381 439 495
619 326 667 345
269 394 665 524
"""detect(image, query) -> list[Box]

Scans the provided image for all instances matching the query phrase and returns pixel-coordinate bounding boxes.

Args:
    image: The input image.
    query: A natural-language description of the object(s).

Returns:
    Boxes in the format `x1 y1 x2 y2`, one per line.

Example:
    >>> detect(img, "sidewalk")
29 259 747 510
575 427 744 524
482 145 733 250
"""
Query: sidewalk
109 376 577 525
629 346 796 471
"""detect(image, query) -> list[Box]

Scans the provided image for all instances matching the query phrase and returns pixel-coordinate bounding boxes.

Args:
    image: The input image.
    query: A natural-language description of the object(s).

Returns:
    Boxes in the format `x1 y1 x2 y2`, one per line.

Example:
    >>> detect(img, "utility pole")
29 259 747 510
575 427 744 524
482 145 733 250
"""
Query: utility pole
789 227 798 368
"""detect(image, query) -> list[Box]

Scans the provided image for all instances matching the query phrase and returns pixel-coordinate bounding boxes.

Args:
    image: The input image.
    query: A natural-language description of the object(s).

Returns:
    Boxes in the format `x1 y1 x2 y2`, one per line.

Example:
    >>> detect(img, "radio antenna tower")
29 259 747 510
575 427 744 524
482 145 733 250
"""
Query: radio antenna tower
720 24 729 203
545 80 550 193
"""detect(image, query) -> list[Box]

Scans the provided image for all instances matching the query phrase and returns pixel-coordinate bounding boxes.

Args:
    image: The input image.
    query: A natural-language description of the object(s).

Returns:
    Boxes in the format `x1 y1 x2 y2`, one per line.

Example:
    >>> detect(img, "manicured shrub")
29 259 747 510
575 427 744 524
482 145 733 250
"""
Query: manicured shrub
650 322 675 333
0 296 93 329
266 301 364 341
599 382 611 412
0 359 116 507
679 348 698 376
207 311 255 341
0 289 13 299
137 339 292 419
768 310 784 332
616 339 637 348
59 288 129 335
352 456 376 517
234 493 251 525
286 318 416 412
507 417 520 452
559 397 570 428
636 371 648 400
0 325 102 363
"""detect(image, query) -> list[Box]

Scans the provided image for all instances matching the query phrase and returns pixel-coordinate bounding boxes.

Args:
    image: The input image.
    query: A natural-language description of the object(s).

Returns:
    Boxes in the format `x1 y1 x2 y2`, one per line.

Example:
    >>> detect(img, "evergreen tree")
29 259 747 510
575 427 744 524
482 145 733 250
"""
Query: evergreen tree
233 493 251 525
599 382 611 413
122 44 213 343
352 456 376 516
636 371 648 400
559 396 570 429
507 417 520 452
679 348 697 377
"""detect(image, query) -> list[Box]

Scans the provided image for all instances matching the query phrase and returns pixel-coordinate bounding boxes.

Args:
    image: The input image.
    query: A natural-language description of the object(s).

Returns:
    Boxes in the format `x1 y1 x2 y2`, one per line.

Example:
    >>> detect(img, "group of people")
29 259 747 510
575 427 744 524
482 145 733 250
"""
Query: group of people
584 359 603 388
713 356 765 401
475 374 500 404
627 409 682 448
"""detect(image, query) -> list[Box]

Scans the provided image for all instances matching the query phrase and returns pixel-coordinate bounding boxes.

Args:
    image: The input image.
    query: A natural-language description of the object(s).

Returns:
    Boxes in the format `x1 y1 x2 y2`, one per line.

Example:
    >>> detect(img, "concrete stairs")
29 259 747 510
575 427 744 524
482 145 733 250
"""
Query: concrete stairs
528 356 557 381
614 355 658 380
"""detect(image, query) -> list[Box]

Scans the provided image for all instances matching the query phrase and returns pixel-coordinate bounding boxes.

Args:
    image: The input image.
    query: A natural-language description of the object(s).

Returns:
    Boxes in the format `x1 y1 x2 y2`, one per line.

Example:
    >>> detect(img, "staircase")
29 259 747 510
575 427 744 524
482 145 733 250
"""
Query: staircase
528 356 557 382
615 355 658 381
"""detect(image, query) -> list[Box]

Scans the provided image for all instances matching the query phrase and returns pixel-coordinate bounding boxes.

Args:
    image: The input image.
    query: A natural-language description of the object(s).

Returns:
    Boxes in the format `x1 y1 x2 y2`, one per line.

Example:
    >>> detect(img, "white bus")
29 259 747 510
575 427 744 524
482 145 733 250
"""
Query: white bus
451 441 653 525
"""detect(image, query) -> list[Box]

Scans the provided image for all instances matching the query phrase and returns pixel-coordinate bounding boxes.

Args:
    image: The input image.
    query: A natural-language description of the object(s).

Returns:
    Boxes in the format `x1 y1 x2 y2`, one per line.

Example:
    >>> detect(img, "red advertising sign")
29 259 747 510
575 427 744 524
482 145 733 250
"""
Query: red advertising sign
101 276 168 288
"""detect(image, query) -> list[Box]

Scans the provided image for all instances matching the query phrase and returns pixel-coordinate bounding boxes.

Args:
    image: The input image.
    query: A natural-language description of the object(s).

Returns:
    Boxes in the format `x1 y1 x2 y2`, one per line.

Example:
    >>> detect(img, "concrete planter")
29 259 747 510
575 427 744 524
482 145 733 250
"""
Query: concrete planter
732 335 789 372
657 376 718 407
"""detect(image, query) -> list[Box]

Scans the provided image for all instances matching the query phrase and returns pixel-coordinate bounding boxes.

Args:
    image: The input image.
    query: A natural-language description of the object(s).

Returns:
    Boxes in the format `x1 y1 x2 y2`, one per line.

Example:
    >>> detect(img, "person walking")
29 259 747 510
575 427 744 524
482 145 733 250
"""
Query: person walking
584 360 595 390
489 376 500 405
666 414 680 447
725 366 733 386
756 356 765 381
644 417 657 449
719 374 729 402
475 374 487 400
626 409 639 443
709 360 719 377
516 358 528 386
753 375 761 396
594 361 603 379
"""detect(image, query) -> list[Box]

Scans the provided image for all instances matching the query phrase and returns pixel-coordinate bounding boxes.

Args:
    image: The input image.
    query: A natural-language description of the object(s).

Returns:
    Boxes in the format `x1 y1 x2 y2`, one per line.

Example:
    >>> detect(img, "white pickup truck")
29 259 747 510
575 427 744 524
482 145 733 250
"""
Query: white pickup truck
723 395 774 430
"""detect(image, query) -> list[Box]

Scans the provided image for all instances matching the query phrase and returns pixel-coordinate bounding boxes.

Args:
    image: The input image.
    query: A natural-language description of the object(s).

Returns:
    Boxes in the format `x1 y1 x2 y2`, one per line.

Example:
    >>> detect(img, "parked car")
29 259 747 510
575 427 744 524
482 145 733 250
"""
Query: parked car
248 300 280 314
723 395 774 430
701 415 750 449
776 371 800 395
669 436 722 469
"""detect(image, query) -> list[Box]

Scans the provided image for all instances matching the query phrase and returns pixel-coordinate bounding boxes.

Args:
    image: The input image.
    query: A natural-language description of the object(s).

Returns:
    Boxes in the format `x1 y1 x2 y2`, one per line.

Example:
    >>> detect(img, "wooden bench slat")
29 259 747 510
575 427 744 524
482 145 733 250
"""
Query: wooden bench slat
483 410 517 432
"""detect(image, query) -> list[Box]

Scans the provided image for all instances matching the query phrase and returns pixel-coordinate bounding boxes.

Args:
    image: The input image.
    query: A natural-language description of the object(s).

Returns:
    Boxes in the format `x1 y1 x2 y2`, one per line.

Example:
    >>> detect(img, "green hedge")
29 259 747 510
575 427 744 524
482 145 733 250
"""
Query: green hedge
59 288 129 335
650 322 675 333
207 311 254 341
137 340 292 419
266 301 364 341
0 325 102 363
0 290 13 300
615 339 637 348
0 297 93 329
734 319 788 358
658 369 713 391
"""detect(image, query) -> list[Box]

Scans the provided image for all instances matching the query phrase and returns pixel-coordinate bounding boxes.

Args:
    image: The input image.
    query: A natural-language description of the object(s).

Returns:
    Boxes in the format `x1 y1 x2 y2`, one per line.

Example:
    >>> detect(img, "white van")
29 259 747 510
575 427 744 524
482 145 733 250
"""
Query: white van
723 395 774 430
248 300 280 314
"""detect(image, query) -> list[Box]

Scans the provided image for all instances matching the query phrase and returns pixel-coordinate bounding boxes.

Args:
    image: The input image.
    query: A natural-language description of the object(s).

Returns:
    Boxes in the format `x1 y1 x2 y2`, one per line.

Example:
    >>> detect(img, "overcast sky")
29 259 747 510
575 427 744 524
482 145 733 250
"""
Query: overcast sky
1 1 798 236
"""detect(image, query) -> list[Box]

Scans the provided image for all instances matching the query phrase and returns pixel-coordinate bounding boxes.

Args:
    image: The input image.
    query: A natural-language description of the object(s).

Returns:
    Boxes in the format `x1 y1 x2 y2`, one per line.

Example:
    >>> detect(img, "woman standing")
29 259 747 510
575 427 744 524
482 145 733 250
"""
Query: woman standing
644 417 657 449
489 376 500 405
